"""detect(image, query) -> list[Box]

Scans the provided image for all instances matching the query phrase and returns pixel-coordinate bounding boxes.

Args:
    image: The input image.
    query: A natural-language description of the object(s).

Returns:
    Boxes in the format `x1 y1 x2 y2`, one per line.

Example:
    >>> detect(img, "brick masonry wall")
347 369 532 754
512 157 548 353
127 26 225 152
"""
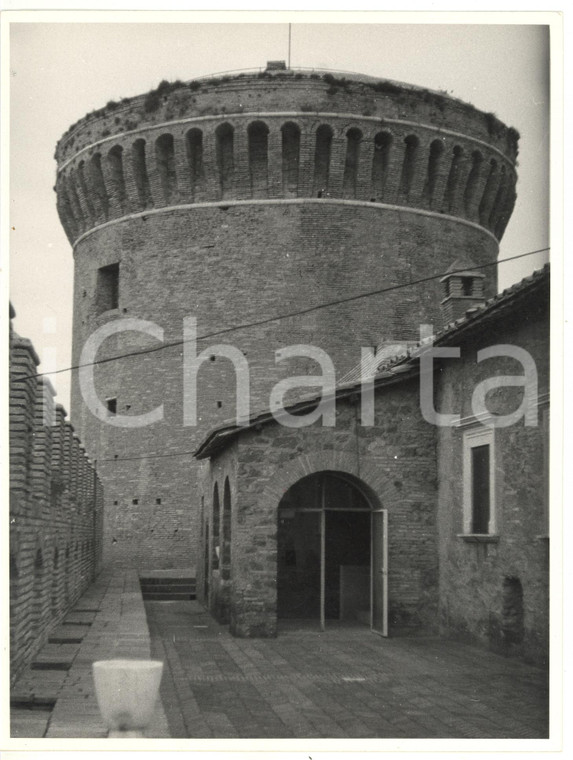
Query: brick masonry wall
198 376 439 638
69 203 495 569
435 287 549 665
9 316 103 684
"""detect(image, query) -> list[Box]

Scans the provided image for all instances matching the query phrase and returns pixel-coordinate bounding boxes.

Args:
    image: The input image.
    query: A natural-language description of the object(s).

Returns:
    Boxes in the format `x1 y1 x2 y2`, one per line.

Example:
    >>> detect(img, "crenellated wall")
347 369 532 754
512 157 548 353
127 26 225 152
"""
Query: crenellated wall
56 69 519 570
9 309 104 683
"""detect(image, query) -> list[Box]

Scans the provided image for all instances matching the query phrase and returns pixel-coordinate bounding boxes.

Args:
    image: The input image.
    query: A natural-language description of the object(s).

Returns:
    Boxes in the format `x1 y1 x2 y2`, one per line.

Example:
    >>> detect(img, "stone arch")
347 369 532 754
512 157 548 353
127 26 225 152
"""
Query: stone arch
66 173 85 234
216 122 235 199
155 133 177 205
77 159 96 224
422 139 445 209
488 164 509 233
313 124 333 197
56 176 79 241
88 152 110 220
444 145 464 214
212 482 220 571
398 134 420 202
463 150 484 218
258 451 400 515
281 121 301 197
247 120 269 198
185 128 204 201
131 138 152 210
478 158 499 227
342 127 362 199
371 131 393 202
106 144 127 214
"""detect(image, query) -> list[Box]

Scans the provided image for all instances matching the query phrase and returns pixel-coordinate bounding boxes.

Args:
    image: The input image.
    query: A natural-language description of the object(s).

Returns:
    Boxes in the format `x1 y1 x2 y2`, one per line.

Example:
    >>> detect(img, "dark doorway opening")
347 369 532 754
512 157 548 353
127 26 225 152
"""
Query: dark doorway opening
277 471 384 632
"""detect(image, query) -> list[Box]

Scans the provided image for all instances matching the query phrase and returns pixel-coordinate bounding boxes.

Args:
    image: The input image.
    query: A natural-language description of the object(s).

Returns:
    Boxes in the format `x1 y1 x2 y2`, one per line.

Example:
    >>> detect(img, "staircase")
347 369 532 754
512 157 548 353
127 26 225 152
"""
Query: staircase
139 575 196 601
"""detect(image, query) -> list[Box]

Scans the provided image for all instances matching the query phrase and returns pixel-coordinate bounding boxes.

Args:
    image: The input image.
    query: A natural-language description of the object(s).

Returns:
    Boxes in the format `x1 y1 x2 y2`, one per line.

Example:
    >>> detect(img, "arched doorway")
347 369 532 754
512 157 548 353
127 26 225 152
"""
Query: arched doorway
277 471 387 635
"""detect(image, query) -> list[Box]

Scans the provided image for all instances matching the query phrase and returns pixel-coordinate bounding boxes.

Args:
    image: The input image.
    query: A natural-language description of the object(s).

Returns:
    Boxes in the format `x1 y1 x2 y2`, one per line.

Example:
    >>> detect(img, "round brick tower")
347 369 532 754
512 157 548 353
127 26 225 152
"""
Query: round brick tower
55 66 519 569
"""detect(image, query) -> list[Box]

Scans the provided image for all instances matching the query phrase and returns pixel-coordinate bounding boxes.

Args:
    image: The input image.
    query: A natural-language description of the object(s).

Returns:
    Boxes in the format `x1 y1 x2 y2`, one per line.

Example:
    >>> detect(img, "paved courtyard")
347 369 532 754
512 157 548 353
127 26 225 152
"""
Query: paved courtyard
145 599 549 739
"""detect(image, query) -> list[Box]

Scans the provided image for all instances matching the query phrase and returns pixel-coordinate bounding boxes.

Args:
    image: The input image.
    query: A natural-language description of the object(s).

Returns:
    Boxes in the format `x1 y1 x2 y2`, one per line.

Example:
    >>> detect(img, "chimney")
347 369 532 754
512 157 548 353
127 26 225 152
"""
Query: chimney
440 257 486 325
265 60 287 71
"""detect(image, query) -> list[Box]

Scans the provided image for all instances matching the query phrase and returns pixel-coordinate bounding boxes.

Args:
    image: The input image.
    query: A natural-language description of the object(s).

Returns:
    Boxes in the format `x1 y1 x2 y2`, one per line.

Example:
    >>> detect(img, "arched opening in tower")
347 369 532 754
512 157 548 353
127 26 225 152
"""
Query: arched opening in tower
57 176 79 240
185 128 205 201
155 133 178 205
212 482 220 572
444 145 464 214
66 174 84 234
371 131 392 202
342 128 362 199
281 122 300 197
248 121 269 198
88 152 110 221
131 138 152 210
422 139 445 209
478 158 499 227
398 134 420 203
77 160 95 224
463 150 484 219
106 144 127 214
222 478 232 582
216 123 235 200
489 165 509 234
313 124 333 197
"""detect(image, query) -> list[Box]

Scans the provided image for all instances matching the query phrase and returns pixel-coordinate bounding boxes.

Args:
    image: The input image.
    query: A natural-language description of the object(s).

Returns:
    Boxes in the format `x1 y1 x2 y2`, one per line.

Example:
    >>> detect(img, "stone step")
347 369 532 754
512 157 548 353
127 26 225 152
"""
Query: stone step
142 591 197 601
140 579 195 584
140 585 196 595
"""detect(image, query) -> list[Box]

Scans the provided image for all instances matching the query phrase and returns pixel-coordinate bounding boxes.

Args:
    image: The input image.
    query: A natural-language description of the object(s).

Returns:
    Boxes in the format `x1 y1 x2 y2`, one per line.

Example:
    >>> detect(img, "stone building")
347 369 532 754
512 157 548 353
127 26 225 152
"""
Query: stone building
9 306 104 683
195 265 549 666
54 64 519 570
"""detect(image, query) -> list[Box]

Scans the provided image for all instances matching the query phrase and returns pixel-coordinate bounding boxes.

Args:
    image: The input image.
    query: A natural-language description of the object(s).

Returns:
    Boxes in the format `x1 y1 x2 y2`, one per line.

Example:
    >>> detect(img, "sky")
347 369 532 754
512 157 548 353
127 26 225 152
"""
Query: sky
7 17 552 410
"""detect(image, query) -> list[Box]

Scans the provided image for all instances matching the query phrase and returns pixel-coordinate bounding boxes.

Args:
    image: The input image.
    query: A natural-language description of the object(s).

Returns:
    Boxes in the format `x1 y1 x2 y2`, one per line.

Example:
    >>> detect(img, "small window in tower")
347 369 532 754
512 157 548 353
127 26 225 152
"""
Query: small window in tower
106 397 117 415
132 499 139 505
462 277 473 296
96 263 119 314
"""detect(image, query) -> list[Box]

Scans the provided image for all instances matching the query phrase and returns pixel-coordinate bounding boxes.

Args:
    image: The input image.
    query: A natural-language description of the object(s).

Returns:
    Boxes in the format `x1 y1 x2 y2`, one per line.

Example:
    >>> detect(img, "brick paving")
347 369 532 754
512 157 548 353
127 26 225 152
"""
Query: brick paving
146 600 549 739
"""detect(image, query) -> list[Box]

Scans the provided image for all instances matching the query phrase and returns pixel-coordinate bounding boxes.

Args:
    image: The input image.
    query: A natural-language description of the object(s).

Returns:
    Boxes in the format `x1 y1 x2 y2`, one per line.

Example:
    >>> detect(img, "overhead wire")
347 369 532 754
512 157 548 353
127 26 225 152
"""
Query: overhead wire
18 247 549 383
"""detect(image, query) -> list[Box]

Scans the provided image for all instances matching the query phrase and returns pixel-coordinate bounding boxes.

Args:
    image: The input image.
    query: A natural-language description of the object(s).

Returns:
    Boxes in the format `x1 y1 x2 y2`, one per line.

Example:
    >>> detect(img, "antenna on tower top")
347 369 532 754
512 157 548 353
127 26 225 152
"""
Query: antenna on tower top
288 23 292 69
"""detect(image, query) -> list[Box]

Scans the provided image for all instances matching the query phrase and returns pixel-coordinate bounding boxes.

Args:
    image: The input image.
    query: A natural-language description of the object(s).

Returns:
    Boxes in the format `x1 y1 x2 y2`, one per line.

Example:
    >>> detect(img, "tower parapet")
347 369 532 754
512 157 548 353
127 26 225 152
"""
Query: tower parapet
56 71 518 246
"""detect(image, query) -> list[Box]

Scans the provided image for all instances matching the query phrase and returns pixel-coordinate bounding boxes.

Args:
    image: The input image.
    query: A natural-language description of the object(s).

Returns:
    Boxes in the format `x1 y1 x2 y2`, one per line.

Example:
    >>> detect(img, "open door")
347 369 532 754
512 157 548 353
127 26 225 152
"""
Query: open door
371 509 388 636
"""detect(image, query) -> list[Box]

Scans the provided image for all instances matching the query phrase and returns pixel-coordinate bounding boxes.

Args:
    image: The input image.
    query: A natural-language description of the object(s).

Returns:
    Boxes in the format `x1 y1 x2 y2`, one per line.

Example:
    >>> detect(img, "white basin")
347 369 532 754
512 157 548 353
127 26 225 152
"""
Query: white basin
92 659 163 737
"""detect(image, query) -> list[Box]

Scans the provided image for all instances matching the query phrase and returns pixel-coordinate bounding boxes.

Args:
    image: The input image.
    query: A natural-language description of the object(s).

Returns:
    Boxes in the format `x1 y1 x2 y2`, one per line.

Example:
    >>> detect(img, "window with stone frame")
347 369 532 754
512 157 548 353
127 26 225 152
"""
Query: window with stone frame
462 427 496 535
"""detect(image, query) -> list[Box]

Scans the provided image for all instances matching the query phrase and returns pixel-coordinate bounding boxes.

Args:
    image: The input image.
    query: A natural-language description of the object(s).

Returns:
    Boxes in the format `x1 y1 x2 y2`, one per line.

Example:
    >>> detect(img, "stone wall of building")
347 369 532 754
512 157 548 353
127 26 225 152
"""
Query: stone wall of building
198 374 439 638
435 278 549 665
9 312 104 684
